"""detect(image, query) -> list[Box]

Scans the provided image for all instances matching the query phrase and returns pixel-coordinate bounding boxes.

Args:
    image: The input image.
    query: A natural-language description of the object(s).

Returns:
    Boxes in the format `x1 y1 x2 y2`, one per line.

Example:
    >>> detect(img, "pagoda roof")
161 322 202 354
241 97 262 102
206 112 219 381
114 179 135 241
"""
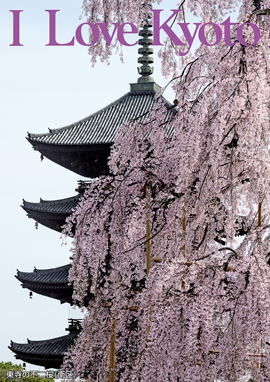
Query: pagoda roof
22 195 80 215
27 89 174 178
16 264 71 285
28 90 172 146
10 334 74 357
9 320 81 369
16 264 93 306
16 264 73 304
21 195 80 232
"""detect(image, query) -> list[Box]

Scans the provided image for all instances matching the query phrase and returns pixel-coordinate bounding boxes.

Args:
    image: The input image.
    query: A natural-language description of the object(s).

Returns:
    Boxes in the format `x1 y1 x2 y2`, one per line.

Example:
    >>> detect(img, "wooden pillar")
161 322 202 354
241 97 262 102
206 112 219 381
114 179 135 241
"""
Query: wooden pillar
258 201 262 369
109 316 116 382
145 183 152 340
258 202 262 228
146 184 151 276
182 208 187 258
258 339 261 369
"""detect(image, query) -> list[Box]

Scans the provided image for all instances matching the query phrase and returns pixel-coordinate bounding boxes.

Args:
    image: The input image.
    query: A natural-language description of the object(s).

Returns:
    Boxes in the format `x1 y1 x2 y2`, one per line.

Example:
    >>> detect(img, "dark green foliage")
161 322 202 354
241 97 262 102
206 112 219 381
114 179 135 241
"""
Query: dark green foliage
0 362 54 382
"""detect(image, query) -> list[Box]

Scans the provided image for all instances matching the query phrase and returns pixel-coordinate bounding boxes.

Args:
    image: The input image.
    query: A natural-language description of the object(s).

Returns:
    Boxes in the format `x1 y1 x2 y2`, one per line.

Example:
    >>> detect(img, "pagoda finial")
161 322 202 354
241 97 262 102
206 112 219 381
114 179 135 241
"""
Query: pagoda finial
130 10 161 93
137 17 154 84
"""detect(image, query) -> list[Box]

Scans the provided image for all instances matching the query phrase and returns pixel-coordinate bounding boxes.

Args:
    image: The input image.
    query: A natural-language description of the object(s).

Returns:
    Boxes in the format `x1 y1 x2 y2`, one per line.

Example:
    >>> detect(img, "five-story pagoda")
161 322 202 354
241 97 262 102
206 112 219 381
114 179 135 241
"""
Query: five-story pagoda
9 21 174 370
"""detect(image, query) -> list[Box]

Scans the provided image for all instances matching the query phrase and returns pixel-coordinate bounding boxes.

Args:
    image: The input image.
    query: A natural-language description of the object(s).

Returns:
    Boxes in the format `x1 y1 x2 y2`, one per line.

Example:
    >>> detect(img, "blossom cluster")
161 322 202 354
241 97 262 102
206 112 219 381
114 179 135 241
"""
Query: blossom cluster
62 1 270 380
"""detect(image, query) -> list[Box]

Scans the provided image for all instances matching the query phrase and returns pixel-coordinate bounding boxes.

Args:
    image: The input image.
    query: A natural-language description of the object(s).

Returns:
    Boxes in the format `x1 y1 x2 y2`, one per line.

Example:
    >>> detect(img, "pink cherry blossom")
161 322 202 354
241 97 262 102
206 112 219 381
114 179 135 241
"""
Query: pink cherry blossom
62 1 270 380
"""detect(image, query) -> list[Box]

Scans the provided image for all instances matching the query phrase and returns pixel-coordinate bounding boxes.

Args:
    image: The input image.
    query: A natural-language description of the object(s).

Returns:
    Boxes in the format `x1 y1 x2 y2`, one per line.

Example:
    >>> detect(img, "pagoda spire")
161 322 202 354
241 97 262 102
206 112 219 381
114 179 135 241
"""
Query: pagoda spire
130 17 161 93
137 19 154 84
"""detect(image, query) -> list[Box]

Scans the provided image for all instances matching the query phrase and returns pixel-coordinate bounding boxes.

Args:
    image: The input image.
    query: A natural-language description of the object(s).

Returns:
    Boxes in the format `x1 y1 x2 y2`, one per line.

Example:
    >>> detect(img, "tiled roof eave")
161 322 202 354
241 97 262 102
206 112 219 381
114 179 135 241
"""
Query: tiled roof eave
27 91 173 147
16 264 71 284
34 264 71 273
25 212 70 220
25 212 68 219
27 92 132 140
14 355 63 361
21 195 80 215
11 334 74 348
28 139 113 150
20 283 72 289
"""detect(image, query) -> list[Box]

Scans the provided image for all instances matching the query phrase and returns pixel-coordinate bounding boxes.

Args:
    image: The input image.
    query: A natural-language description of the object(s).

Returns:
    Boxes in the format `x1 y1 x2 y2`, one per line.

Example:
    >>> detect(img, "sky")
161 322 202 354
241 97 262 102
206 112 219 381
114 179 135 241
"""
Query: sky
0 0 177 369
